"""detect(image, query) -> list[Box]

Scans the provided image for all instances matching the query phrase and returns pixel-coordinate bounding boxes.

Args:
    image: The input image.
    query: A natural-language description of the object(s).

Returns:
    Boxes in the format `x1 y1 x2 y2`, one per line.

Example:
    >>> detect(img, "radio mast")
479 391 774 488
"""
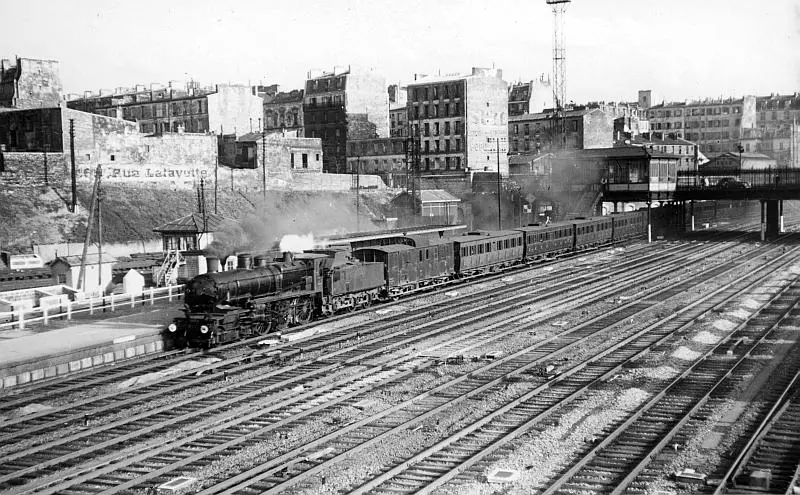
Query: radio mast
546 0 570 149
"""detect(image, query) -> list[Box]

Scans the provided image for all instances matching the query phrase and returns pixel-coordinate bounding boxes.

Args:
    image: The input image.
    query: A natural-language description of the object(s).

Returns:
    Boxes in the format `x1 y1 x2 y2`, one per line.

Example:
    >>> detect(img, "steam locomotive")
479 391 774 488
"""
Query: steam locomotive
168 211 647 348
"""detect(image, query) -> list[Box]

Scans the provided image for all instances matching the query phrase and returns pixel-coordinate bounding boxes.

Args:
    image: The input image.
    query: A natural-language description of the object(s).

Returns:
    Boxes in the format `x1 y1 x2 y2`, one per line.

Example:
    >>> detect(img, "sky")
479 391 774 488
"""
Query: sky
2 0 798 104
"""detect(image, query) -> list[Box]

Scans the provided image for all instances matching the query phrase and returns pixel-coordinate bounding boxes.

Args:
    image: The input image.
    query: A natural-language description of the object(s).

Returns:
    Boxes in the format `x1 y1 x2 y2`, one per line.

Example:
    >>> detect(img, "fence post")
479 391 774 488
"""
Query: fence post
110 294 115 312
17 308 24 330
67 300 72 320
168 286 173 302
89 297 94 315
43 306 48 325
150 288 154 305
131 293 135 309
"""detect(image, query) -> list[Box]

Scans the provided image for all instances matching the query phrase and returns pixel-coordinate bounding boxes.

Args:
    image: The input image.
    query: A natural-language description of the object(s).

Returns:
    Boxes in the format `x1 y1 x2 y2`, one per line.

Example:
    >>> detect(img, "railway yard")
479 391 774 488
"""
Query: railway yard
3 225 800 495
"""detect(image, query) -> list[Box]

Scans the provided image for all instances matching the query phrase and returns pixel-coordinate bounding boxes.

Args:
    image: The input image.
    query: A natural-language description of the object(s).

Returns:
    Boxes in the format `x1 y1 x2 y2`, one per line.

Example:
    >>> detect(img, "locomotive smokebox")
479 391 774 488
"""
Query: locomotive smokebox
254 255 270 267
282 251 294 262
237 253 253 269
206 256 220 273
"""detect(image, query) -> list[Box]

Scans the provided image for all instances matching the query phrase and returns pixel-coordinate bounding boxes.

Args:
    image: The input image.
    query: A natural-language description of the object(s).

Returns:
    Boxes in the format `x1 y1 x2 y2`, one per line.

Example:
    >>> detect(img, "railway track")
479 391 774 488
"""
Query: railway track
0 237 741 493
0 230 752 420
539 276 800 494
710 368 800 493
0 236 729 429
25 237 795 493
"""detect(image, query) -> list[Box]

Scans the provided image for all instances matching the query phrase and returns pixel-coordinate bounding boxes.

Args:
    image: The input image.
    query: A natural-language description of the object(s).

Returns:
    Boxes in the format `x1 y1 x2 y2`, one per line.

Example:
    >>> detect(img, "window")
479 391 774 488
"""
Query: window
445 140 450 152
504 239 509 249
514 124 518 134
433 104 439 117
478 244 484 254
486 243 491 253
316 153 320 161
434 122 440 135
524 124 530 135
290 153 295 168
445 121 451 134
302 153 308 168
110 154 115 161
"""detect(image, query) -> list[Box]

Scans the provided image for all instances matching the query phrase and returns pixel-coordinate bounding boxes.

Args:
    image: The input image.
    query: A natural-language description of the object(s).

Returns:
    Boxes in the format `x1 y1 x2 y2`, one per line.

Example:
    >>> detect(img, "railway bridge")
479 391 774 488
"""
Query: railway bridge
605 162 800 241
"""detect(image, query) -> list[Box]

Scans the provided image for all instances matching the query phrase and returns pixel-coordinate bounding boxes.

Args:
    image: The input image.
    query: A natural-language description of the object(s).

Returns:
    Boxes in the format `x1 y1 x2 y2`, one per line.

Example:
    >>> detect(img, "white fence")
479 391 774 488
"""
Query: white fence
0 285 185 331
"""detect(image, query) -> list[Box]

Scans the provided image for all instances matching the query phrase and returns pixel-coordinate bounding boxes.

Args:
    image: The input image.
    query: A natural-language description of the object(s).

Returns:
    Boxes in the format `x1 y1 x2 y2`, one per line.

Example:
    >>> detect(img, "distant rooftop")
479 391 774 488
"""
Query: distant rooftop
153 213 226 233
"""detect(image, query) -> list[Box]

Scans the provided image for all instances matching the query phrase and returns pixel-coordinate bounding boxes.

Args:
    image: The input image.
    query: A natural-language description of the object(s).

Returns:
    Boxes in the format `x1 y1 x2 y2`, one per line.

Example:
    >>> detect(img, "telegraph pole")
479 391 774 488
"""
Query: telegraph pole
497 137 502 230
261 129 266 199
70 119 76 212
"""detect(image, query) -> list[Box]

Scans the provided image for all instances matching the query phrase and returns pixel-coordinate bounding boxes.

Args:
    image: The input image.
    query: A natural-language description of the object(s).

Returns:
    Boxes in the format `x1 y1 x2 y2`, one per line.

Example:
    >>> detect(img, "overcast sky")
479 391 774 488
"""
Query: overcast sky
3 0 798 104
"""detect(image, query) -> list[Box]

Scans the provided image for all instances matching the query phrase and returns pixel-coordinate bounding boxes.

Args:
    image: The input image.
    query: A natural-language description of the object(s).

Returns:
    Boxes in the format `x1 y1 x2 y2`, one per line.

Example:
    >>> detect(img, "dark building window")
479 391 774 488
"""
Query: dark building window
290 153 295 168
302 153 308 168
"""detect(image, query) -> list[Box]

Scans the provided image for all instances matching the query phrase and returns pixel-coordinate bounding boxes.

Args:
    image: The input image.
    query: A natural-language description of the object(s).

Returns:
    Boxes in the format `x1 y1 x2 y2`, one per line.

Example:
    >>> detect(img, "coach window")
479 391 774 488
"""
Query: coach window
505 239 510 249
479 245 484 254
426 249 429 259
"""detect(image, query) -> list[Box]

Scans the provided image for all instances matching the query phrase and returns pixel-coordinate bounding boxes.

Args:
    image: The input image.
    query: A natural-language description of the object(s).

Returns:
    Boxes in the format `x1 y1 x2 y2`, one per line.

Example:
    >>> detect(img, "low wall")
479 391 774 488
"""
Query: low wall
0 333 165 390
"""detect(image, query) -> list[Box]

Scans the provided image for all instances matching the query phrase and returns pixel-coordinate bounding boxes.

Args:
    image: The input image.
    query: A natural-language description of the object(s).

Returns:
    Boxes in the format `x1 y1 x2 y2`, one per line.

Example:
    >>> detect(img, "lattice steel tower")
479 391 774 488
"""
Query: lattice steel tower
546 0 570 148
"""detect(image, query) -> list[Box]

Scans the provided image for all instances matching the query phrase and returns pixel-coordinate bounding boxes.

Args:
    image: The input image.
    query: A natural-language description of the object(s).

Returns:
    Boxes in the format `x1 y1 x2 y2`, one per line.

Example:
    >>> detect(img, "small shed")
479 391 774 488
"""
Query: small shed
390 189 461 225
153 213 226 253
50 252 117 295
122 269 145 294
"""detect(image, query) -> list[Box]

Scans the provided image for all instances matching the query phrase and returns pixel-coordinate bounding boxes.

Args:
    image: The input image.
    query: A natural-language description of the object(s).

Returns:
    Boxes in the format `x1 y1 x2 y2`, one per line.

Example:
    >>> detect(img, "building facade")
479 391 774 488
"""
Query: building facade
232 132 324 181
639 90 757 154
508 75 551 117
303 66 389 174
346 136 408 188
263 89 305 136
67 83 263 137
508 107 613 153
389 83 408 137
0 57 62 109
407 67 508 176
624 136 701 173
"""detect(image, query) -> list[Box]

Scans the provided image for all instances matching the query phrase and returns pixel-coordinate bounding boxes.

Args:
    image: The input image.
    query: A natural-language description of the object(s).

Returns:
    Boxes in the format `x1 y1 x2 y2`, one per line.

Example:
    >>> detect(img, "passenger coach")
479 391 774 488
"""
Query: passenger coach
453 230 524 276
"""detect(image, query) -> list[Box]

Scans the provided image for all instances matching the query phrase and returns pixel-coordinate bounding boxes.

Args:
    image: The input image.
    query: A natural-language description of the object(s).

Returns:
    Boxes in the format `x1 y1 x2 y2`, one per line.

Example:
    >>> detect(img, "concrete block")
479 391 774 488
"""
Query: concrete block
45 366 57 378
93 355 104 366
135 344 146 355
124 347 136 358
155 340 163 351
81 357 93 369
68 360 81 372
115 349 125 360
31 369 45 381
145 342 156 353
104 352 115 363
56 363 70 375
3 375 17 388
17 371 31 384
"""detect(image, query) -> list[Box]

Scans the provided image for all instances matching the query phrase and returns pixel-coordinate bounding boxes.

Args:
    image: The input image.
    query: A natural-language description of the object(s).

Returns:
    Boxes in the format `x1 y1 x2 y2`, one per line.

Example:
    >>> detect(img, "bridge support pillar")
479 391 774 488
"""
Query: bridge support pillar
689 200 695 232
780 200 785 233
760 200 766 241
766 199 780 239
647 201 652 243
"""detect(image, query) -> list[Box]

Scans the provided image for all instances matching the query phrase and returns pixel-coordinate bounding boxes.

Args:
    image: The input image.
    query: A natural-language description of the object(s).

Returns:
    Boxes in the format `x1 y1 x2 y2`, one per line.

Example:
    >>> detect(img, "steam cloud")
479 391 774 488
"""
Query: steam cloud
205 191 380 260
279 233 315 253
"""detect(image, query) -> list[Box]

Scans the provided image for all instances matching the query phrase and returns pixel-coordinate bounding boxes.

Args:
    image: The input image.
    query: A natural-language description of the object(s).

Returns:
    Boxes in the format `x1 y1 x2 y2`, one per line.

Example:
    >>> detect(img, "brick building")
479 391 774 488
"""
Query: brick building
508 75 551 117
407 67 509 177
0 57 63 109
263 88 305 136
346 136 408 188
303 66 389 174
639 90 757 154
67 83 263 137
508 107 613 153
622 135 702 174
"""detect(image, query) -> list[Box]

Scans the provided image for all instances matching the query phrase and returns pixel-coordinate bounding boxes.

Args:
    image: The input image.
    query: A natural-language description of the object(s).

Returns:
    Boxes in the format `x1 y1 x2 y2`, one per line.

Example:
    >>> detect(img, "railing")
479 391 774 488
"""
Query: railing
678 168 800 190
0 285 185 331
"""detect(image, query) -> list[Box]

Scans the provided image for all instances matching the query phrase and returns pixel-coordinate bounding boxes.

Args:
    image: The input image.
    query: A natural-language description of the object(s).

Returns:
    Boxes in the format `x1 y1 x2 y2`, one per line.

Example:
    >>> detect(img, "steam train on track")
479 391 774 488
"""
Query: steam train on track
168 210 647 348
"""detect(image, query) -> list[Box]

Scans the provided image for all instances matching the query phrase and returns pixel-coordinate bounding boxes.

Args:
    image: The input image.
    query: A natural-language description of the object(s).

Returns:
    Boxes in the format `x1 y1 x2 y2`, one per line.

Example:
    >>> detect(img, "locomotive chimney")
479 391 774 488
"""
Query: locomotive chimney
282 251 294 262
237 253 253 269
253 255 270 267
206 256 220 273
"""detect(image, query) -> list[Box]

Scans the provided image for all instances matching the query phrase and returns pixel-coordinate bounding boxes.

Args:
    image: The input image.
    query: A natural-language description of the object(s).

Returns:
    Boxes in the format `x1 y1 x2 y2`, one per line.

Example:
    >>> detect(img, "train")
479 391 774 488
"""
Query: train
167 210 647 348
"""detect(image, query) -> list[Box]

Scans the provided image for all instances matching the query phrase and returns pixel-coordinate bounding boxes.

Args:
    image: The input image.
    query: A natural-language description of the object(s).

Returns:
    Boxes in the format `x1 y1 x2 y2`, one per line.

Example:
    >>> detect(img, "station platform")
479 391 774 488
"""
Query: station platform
0 305 182 391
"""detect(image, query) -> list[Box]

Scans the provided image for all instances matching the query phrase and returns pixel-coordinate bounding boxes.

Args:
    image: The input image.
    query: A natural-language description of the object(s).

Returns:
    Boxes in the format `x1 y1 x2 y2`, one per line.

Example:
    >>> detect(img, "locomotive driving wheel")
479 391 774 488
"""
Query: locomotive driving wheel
291 298 313 325
252 321 272 336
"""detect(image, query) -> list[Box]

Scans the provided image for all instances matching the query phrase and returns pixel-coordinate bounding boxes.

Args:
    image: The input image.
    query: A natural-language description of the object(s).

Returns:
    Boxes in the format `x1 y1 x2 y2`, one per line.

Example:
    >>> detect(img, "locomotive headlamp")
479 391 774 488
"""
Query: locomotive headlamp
200 325 209 334
168 323 177 333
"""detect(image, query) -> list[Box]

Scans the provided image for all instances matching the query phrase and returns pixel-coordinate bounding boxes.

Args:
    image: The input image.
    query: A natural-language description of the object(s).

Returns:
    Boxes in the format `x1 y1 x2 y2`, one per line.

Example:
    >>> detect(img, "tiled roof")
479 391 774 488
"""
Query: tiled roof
153 213 227 233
